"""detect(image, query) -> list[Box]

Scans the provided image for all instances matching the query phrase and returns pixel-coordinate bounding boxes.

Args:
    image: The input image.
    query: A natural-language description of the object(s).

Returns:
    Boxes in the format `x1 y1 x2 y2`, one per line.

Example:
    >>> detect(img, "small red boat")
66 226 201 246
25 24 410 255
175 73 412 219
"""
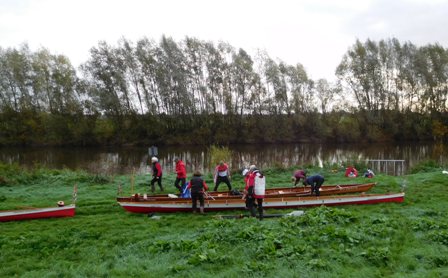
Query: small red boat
0 204 76 222
1 185 78 222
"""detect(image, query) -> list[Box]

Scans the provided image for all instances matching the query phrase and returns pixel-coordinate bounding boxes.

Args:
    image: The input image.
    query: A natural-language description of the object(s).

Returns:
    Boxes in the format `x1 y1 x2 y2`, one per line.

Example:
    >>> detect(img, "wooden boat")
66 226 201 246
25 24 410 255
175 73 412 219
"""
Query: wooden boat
0 204 76 222
117 192 405 214
117 182 376 202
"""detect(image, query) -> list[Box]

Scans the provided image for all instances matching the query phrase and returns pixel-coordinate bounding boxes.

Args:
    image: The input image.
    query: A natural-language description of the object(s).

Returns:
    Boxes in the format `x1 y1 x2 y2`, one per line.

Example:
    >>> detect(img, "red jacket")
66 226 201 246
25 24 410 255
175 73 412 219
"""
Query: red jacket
175 160 187 178
152 162 162 177
294 170 306 179
214 163 230 182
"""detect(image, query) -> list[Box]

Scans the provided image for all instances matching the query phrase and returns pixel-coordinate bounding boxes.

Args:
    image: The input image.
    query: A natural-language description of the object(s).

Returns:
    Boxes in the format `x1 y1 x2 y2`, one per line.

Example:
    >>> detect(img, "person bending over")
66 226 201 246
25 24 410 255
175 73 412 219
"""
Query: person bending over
303 174 325 196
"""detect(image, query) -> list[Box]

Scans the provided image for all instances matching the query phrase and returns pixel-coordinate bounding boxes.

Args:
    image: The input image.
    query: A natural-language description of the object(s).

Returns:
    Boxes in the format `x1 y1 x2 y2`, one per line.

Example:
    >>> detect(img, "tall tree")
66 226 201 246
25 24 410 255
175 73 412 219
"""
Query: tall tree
82 41 132 118
0 45 33 112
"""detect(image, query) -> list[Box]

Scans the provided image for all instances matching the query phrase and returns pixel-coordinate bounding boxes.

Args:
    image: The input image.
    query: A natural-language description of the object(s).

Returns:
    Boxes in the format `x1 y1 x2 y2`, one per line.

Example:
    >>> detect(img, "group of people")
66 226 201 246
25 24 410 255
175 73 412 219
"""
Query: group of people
345 166 375 178
150 156 376 217
149 157 233 214
291 170 325 196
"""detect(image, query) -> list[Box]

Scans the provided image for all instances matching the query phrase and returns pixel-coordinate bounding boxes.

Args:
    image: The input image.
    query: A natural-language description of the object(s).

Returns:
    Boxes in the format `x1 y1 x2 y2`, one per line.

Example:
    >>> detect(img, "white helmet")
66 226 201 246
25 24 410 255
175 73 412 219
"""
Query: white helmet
151 157 158 163
242 169 249 176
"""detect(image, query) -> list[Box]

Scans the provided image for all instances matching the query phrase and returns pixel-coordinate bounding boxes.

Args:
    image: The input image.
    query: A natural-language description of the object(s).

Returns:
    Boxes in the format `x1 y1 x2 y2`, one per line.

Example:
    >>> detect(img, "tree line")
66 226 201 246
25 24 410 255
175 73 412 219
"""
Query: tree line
0 36 447 146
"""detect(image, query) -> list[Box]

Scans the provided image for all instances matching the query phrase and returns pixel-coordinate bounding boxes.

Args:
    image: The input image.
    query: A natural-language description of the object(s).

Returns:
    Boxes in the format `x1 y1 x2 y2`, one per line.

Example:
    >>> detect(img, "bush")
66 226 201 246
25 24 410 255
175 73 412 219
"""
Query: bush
209 145 232 170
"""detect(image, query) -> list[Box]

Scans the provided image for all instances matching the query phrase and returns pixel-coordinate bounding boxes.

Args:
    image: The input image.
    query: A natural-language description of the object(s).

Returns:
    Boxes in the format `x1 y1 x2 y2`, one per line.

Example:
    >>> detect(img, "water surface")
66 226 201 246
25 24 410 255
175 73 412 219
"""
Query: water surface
1 143 446 176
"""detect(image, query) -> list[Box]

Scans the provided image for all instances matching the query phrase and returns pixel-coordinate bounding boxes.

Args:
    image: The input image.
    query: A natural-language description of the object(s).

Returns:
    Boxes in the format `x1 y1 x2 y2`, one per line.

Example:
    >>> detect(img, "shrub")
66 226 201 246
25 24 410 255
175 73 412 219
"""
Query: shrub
209 145 232 171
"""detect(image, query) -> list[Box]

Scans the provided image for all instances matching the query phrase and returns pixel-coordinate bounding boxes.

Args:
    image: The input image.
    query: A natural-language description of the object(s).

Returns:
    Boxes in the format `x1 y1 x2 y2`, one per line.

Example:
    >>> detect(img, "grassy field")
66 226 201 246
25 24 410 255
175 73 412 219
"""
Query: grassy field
1 162 447 277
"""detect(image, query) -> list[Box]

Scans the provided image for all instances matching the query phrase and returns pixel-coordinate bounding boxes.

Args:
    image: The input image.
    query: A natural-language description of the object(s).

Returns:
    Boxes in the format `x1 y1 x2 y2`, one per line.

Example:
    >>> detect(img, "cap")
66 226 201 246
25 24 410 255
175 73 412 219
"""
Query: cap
151 157 158 163
242 169 249 176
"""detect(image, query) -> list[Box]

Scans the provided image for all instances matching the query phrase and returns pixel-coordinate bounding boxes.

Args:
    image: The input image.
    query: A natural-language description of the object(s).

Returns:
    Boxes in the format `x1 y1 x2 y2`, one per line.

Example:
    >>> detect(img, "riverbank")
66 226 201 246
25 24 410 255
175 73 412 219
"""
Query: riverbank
0 163 447 277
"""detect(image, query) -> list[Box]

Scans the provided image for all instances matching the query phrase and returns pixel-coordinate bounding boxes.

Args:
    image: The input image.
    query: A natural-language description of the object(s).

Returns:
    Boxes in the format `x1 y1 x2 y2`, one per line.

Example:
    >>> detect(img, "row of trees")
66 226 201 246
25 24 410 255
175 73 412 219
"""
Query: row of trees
0 37 447 145
338 38 448 114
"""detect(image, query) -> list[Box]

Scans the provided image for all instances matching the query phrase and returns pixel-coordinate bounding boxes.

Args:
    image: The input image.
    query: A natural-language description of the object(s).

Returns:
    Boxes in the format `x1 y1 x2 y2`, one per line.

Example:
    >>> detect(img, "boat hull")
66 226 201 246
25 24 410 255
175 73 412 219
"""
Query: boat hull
117 183 376 202
118 193 404 214
0 205 76 222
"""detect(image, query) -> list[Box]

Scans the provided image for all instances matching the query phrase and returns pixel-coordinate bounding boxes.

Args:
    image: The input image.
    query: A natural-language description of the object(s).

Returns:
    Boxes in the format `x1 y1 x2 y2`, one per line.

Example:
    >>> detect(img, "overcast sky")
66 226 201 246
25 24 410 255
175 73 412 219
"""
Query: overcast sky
1 0 447 81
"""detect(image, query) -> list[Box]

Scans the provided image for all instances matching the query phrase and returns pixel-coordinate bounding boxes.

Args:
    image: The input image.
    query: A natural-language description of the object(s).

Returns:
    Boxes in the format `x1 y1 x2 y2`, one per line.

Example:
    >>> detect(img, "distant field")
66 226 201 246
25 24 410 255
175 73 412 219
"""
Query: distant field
1 163 447 277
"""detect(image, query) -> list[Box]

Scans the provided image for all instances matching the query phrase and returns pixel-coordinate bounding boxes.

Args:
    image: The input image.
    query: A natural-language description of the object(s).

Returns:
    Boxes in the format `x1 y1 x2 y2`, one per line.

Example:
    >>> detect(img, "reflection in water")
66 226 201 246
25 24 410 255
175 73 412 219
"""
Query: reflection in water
0 143 447 176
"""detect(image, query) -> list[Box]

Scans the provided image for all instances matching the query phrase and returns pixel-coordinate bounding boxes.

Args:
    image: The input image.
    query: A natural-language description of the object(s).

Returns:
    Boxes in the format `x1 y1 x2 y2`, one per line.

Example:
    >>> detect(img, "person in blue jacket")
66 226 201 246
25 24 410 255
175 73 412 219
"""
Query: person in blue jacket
303 174 325 196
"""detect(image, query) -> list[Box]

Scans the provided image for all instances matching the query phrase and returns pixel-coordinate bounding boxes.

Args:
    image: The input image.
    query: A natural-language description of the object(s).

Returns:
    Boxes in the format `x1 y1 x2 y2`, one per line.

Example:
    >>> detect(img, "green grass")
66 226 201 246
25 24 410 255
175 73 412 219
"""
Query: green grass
1 163 448 277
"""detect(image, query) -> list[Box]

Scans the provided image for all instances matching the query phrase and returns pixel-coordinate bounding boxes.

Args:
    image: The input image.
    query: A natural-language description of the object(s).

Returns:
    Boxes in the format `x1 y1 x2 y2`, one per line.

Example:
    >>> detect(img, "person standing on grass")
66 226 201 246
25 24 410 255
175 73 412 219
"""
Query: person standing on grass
242 168 250 184
242 168 250 205
174 157 187 193
243 165 265 220
150 157 163 193
213 161 232 191
303 174 325 196
291 169 307 187
187 170 209 214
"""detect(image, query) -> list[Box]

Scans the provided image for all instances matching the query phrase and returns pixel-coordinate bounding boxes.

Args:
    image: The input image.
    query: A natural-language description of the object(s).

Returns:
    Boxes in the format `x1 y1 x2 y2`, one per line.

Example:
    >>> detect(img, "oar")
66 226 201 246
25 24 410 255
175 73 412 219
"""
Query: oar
215 210 304 219
204 191 215 200
72 183 78 205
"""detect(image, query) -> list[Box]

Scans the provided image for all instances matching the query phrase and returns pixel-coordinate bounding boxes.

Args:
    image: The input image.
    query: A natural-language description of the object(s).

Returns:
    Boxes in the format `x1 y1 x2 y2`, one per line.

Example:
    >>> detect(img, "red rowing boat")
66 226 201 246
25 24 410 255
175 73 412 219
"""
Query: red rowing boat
117 182 376 202
118 192 405 214
0 204 76 222
1 184 78 222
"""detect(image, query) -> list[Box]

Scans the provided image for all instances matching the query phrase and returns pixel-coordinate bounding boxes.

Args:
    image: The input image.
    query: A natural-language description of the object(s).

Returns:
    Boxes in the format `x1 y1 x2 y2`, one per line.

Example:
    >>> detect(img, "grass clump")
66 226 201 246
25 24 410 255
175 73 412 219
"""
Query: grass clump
409 159 441 174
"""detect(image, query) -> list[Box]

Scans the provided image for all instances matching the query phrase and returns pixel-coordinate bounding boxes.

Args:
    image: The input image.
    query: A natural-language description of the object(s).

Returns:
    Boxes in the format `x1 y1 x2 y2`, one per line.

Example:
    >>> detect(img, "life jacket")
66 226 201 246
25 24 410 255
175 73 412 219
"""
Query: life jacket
253 171 265 198
190 176 205 194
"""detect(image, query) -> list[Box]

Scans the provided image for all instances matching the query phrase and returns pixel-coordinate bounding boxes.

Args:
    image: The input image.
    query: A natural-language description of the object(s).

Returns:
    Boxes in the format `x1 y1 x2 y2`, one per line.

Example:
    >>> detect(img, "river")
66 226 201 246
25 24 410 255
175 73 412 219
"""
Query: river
1 142 446 176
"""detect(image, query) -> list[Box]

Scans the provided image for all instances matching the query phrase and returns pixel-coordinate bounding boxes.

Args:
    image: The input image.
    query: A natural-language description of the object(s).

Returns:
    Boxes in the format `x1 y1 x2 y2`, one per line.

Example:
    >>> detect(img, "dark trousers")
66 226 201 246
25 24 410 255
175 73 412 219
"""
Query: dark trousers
214 176 232 191
311 180 324 196
174 177 186 192
246 197 264 220
150 175 163 192
191 192 204 211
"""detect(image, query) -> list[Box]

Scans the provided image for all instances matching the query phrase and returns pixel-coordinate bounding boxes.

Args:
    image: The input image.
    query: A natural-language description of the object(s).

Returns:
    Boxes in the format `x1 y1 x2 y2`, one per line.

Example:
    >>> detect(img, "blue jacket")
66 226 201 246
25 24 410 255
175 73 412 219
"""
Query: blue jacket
304 175 324 185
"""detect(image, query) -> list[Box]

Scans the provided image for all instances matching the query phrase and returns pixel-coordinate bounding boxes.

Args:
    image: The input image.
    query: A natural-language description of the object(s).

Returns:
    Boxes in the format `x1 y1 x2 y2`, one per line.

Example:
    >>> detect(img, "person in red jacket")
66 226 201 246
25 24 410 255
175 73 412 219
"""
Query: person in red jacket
187 170 209 214
150 157 163 193
174 157 187 193
213 161 232 191
291 169 307 187
243 165 265 220
345 166 358 177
